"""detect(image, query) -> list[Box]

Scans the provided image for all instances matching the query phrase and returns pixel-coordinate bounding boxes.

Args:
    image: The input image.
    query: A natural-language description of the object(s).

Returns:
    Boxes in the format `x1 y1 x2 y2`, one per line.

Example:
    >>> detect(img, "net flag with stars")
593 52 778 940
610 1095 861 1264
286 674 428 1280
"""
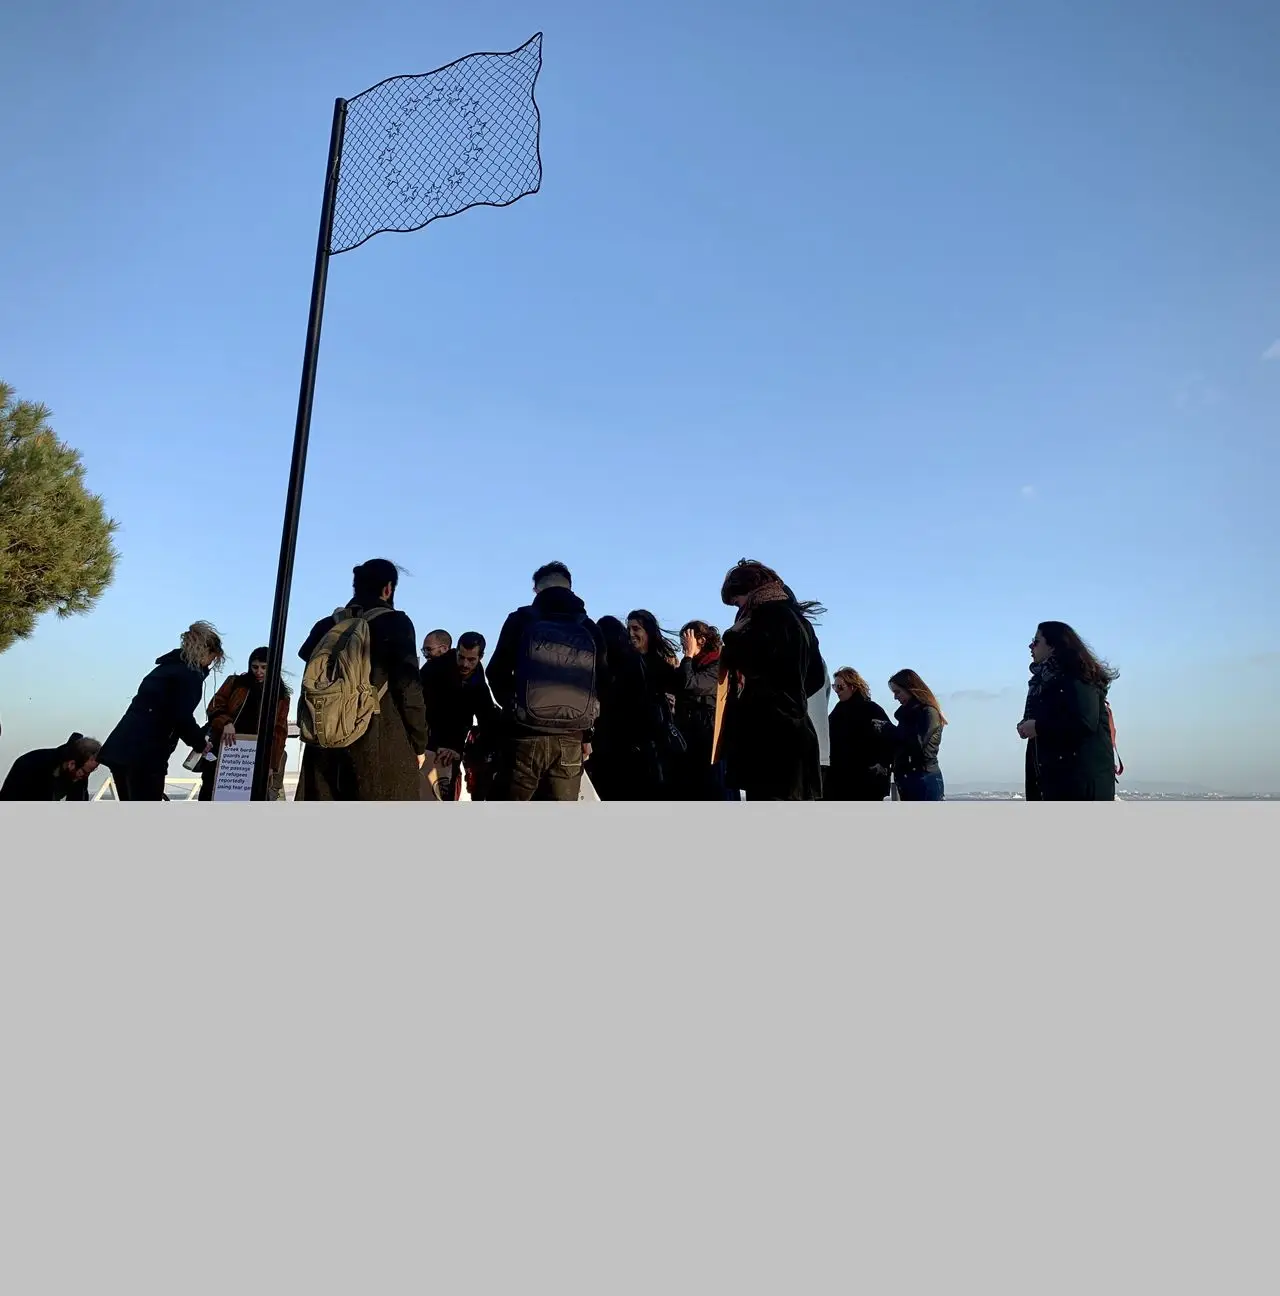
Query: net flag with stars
330 32 543 256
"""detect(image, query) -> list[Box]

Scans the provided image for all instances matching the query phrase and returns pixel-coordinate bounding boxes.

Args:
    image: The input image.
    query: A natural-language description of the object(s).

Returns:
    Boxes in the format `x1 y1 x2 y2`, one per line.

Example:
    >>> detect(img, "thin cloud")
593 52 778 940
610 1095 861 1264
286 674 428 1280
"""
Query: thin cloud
1020 485 1037 500
1174 372 1222 410
944 687 1020 704
1263 340 1280 362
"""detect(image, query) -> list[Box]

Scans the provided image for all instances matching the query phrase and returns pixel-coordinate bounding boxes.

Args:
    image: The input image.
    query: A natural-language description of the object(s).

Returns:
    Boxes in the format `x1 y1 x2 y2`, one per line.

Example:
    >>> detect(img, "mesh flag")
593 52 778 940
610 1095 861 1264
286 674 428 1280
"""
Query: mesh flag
330 32 543 255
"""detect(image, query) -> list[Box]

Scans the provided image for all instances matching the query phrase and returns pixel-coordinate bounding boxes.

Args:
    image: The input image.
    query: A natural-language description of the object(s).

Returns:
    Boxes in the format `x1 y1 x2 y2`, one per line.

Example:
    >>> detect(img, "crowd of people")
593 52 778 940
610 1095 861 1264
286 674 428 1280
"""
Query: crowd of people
0 556 1123 803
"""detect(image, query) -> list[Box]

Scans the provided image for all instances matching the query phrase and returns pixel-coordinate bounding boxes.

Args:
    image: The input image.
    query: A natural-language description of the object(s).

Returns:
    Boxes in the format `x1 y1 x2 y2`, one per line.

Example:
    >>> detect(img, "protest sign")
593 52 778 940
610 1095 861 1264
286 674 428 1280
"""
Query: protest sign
213 736 258 802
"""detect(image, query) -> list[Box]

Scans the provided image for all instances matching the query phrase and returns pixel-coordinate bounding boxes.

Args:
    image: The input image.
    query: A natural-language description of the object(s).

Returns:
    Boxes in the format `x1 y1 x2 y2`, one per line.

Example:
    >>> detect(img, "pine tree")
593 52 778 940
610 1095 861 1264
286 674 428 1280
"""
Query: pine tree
0 381 119 655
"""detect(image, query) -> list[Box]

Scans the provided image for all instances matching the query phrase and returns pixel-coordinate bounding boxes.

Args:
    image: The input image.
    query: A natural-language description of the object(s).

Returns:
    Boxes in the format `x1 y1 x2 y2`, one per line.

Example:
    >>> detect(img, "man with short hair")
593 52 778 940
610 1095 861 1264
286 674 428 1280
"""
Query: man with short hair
422 629 452 661
485 562 608 801
1 734 101 801
420 631 499 800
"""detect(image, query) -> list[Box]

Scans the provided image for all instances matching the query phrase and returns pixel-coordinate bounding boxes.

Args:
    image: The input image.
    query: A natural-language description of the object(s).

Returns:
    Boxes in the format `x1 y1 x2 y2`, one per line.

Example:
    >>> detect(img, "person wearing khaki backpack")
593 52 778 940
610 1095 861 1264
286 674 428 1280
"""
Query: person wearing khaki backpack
295 559 429 801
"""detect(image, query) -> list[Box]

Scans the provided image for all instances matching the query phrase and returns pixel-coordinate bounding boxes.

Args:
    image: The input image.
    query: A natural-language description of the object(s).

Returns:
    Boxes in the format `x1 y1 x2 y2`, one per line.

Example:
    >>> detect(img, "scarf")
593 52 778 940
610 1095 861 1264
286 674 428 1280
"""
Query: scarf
695 649 721 668
1022 657 1062 721
733 580 790 624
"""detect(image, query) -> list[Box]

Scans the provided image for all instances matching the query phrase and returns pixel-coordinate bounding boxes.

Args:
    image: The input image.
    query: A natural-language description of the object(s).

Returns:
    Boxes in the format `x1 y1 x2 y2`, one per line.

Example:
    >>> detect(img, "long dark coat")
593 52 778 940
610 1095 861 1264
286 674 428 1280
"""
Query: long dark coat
99 650 210 794
719 601 824 801
587 641 659 801
1027 674 1116 801
827 696 894 801
296 603 428 801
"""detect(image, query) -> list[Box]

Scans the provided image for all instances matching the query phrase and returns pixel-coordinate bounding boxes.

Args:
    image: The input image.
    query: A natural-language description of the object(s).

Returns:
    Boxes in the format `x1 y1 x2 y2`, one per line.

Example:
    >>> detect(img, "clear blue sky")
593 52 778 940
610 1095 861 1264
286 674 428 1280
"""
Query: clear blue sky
2 0 1277 792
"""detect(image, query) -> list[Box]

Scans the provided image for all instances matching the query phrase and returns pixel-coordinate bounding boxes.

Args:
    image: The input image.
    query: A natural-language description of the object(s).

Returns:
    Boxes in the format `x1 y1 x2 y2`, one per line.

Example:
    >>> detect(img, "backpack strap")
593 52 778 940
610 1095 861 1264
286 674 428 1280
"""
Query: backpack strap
360 605 392 701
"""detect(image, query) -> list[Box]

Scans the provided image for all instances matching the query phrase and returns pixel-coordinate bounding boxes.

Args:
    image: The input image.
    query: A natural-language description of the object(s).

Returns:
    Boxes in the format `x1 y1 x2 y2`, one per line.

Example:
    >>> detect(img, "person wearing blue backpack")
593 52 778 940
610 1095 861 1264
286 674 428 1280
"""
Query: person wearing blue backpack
485 562 609 801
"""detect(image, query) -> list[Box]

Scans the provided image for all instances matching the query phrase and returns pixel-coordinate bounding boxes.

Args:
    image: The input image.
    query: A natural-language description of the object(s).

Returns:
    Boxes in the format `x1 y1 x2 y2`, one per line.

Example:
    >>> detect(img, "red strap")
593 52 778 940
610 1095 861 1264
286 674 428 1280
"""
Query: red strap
1105 701 1123 778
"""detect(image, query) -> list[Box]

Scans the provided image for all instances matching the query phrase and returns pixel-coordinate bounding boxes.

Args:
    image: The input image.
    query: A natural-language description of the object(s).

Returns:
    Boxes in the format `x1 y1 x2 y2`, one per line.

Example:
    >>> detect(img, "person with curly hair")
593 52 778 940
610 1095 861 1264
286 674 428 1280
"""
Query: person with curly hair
99 621 227 800
1018 621 1119 801
827 668 894 801
673 619 736 800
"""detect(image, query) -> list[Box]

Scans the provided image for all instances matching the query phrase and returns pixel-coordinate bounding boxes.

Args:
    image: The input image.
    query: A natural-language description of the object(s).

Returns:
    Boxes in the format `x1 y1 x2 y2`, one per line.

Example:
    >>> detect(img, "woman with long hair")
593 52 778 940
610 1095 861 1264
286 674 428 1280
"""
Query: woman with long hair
674 619 735 800
295 558 428 801
199 647 292 801
717 559 826 800
588 615 659 800
99 621 227 800
887 669 947 801
627 608 686 796
1018 621 1119 801
827 667 894 801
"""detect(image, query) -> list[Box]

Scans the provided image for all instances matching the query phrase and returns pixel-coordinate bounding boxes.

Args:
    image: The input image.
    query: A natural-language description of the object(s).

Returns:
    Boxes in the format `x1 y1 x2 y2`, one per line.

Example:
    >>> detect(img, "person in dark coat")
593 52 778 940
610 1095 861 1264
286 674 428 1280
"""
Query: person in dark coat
716 559 825 801
99 622 227 800
486 562 609 802
826 667 894 801
1018 621 1119 801
296 559 428 801
587 616 660 800
626 609 687 797
673 620 734 800
887 669 947 801
1 734 101 801
198 647 292 801
420 630 499 800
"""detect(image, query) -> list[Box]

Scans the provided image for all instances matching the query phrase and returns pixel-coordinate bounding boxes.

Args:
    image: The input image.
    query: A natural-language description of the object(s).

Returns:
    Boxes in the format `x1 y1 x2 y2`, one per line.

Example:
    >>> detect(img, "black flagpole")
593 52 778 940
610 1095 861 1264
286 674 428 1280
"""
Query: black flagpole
251 97 348 802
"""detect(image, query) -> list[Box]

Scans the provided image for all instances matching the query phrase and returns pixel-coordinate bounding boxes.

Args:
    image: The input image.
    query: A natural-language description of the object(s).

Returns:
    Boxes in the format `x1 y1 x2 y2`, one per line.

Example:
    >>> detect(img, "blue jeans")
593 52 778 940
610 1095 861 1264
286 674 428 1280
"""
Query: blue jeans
897 771 945 801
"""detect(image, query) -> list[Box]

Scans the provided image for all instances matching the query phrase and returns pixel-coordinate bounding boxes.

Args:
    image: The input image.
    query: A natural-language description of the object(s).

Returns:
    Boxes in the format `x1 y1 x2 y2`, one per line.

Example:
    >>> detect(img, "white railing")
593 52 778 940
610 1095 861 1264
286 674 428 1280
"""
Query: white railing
92 771 302 802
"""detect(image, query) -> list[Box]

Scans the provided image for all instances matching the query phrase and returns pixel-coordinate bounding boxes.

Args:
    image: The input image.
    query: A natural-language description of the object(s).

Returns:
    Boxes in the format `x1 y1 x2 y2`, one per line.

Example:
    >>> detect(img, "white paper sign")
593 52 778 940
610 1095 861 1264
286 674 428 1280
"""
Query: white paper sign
213 736 258 802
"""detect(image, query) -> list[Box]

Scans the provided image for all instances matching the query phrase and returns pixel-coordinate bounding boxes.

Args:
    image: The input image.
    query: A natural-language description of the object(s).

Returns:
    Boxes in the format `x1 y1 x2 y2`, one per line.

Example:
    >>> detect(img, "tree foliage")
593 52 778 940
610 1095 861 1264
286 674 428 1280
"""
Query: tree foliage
0 381 119 655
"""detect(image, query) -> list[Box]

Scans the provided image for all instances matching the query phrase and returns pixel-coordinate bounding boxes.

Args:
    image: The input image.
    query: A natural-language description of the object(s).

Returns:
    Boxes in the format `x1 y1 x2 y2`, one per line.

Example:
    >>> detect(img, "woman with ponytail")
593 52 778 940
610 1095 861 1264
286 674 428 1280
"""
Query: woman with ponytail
295 558 428 801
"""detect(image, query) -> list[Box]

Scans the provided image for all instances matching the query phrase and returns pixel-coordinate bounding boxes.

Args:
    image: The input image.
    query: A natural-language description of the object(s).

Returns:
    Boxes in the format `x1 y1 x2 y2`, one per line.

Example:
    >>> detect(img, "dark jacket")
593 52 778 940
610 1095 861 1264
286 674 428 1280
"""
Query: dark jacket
587 639 657 800
420 653 499 755
207 675 290 772
674 651 720 761
1 743 92 801
100 650 209 773
1027 674 1116 801
719 600 824 800
827 696 894 801
295 603 428 801
486 587 609 739
890 700 944 779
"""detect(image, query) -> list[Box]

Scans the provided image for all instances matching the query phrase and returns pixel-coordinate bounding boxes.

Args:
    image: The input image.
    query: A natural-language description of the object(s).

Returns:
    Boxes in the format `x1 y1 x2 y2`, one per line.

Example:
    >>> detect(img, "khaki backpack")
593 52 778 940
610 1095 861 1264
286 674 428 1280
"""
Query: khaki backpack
297 605 392 748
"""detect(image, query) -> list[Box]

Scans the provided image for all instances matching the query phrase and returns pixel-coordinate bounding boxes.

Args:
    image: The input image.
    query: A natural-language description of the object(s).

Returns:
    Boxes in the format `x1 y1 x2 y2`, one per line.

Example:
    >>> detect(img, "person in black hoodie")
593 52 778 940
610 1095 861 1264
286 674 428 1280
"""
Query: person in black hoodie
717 559 825 801
99 622 227 800
826 667 894 801
1 734 101 801
887 669 947 801
296 559 428 801
673 619 733 800
486 562 608 801
587 616 657 800
420 630 499 800
1018 621 1118 801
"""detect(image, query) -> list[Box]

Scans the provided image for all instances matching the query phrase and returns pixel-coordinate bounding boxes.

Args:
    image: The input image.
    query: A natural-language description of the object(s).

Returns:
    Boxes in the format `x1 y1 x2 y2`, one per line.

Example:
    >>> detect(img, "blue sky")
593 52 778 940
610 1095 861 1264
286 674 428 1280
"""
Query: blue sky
2 0 1277 792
